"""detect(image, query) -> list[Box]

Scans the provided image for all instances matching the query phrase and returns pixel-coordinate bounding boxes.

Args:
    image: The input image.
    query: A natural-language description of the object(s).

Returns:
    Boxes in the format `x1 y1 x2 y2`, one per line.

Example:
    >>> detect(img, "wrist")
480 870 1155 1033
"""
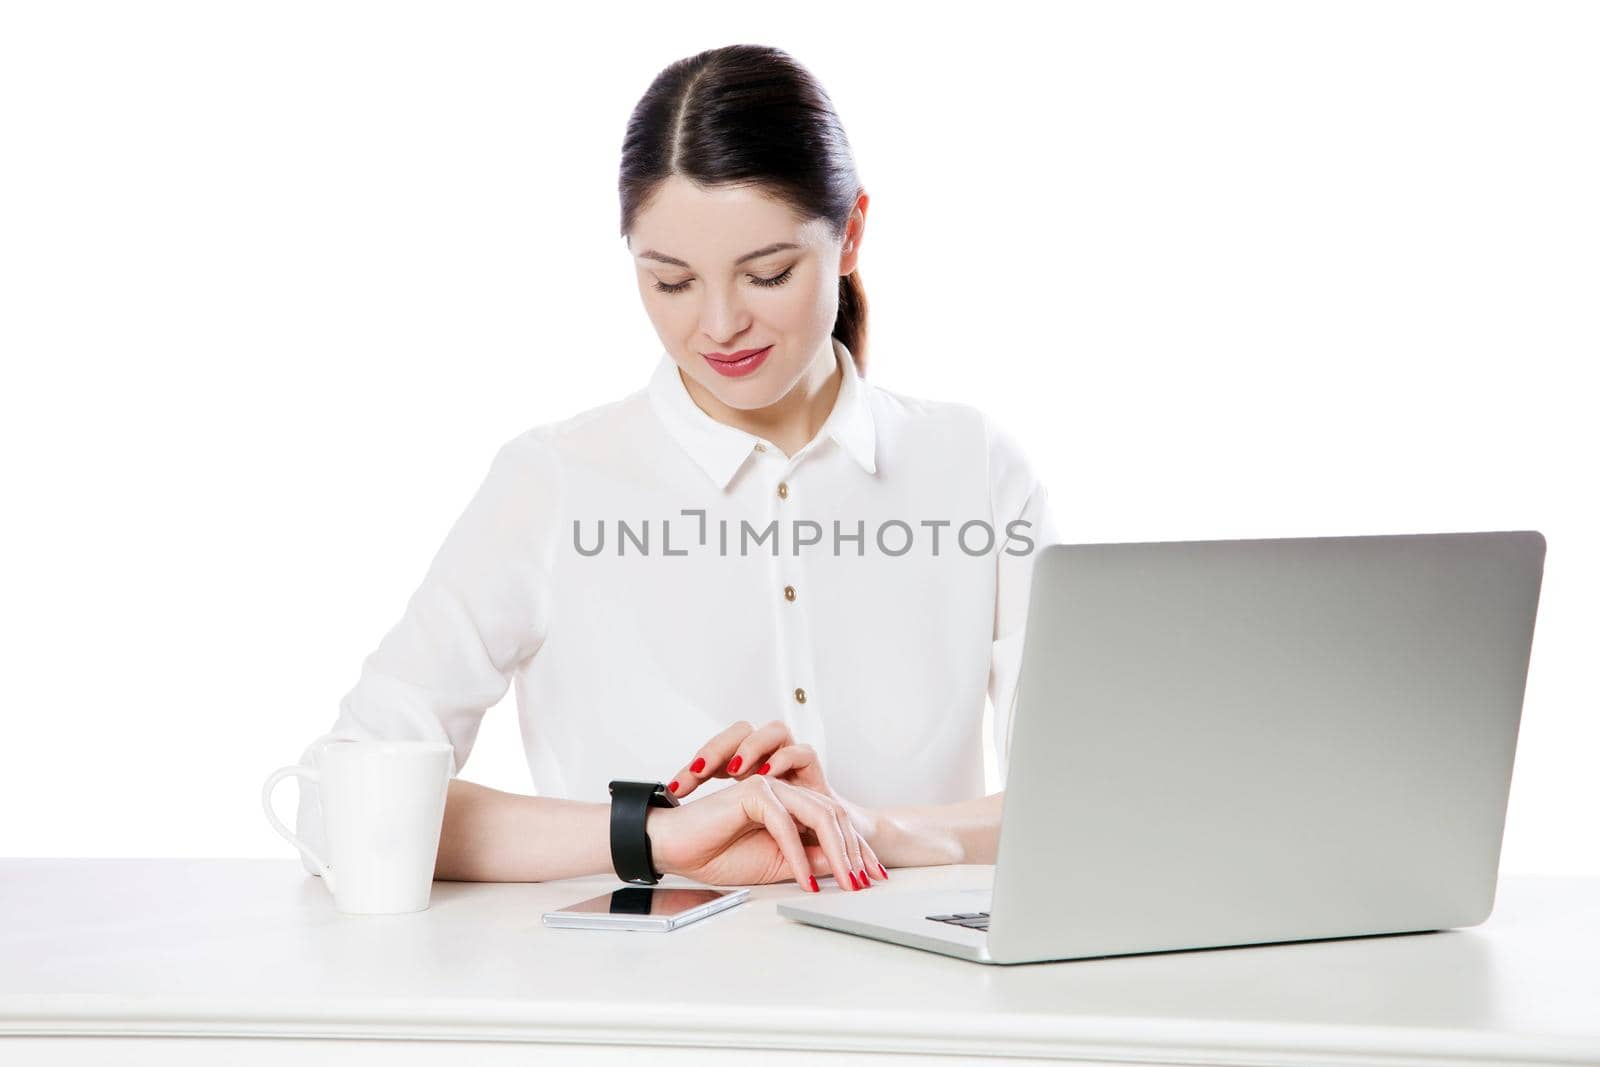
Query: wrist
851 800 907 869
607 781 675 884
644 805 675 878
869 803 965 869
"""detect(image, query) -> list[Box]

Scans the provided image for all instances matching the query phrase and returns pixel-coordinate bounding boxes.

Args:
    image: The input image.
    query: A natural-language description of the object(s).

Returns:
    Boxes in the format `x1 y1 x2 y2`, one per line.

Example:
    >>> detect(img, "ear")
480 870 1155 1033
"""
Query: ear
840 188 869 275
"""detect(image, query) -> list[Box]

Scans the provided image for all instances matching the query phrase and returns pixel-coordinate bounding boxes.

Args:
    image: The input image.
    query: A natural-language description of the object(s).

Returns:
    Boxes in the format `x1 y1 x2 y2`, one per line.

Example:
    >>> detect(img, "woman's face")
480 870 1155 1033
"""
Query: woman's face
628 175 857 413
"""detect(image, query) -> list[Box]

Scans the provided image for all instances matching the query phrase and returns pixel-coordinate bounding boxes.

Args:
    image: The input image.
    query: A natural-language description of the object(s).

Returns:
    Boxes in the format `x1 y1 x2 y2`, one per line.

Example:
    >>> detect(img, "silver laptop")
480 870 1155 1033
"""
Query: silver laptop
776 530 1546 965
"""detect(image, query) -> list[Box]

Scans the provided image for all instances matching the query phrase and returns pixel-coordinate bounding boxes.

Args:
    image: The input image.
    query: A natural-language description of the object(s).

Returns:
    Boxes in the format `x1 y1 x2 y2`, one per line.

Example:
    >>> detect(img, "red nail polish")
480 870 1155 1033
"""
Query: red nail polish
860 868 871 887
848 870 859 890
808 875 819 893
758 762 770 775
668 780 679 794
728 755 742 774
877 862 888 879
690 757 705 773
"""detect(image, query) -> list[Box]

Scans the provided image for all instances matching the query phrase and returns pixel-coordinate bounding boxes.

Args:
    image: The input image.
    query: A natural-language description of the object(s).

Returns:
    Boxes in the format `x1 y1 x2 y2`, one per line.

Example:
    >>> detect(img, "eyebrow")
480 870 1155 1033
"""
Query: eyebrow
636 242 800 269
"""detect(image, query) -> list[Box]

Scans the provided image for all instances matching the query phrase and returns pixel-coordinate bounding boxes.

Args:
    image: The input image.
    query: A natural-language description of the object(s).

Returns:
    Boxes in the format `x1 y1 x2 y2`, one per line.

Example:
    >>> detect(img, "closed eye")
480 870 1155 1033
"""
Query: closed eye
653 265 795 295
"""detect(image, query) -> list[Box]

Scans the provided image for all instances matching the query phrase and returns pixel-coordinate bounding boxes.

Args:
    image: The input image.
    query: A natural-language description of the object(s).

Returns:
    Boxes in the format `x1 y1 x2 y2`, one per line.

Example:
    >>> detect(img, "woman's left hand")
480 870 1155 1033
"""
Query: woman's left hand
666 719 890 885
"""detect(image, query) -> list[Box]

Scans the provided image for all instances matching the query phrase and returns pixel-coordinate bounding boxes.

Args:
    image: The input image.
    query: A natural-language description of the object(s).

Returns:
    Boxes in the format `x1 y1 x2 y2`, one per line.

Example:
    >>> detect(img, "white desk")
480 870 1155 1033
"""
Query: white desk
1 860 1597 1065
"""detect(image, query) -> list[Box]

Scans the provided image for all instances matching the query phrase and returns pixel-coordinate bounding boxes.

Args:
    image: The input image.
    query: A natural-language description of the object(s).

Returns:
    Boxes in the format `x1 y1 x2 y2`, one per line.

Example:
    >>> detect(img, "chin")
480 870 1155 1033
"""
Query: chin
685 354 790 397
707 381 783 410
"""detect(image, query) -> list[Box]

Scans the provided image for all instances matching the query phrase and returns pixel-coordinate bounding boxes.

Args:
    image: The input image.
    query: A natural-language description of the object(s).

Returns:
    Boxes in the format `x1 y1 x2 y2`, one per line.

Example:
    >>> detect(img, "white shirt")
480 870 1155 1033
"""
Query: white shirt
293 337 1061 873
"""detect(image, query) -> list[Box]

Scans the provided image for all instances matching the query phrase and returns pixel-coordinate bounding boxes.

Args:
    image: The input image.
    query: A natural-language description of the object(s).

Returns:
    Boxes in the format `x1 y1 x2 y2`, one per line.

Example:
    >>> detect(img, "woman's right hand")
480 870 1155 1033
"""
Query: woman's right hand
648 776 873 893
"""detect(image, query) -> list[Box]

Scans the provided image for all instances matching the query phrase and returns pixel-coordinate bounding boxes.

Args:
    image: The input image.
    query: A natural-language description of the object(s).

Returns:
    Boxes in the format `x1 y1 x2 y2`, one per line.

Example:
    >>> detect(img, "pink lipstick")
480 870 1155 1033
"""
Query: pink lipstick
703 345 772 378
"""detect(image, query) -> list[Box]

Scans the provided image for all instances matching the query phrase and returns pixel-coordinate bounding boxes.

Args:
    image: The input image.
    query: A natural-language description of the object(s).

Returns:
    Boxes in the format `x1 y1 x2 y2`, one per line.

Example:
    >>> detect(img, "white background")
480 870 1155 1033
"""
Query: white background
1 1 1594 876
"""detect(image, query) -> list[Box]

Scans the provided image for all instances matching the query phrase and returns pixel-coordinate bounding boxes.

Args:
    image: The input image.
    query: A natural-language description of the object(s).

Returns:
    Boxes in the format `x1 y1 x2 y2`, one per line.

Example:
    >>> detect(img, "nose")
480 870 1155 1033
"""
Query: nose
698 284 752 347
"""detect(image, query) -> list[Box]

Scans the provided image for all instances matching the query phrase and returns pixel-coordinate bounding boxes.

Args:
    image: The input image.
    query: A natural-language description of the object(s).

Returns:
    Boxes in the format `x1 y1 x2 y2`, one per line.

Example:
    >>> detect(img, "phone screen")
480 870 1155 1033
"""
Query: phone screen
560 886 728 916
542 886 749 931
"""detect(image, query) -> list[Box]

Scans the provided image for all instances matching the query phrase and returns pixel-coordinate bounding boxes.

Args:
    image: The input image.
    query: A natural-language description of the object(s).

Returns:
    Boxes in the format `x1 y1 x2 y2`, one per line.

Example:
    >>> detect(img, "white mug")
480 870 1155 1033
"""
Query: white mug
262 740 453 915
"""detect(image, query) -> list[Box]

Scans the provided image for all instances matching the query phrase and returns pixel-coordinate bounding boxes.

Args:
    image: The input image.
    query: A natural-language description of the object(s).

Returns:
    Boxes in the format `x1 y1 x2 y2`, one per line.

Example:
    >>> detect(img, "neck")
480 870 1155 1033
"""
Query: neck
681 341 842 458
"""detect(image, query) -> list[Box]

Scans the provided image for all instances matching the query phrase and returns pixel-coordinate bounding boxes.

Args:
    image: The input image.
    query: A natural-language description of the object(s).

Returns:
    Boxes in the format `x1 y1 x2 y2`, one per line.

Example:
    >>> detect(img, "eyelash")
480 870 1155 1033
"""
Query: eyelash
653 266 795 295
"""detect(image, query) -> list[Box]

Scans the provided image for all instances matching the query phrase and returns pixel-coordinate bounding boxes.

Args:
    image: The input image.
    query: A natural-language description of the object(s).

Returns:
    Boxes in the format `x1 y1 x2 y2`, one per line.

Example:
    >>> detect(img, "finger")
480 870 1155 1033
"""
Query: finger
830 800 870 887
724 720 794 781
795 783 865 886
832 793 880 884
740 779 824 892
799 835 885 883
757 742 815 780
669 721 756 798
781 781 866 889
859 835 888 881
766 779 862 892
760 743 831 795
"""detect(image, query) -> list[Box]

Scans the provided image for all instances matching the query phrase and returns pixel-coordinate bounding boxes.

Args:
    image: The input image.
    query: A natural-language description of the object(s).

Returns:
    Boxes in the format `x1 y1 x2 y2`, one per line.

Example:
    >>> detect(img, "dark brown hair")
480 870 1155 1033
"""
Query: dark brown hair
619 44 869 376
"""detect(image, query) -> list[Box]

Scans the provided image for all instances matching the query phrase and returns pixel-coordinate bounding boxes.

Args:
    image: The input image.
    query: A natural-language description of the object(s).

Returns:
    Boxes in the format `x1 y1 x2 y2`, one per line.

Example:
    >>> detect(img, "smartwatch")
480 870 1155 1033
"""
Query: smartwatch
608 780 680 885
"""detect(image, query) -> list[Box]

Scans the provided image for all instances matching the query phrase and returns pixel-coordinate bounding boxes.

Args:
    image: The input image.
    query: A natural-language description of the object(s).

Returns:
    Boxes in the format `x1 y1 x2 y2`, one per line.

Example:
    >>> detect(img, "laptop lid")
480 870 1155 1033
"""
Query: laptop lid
986 530 1545 965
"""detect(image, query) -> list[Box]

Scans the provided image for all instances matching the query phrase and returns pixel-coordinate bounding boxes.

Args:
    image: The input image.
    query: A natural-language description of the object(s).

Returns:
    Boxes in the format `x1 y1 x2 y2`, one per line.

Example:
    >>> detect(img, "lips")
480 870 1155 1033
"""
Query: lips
705 346 770 362
702 345 772 378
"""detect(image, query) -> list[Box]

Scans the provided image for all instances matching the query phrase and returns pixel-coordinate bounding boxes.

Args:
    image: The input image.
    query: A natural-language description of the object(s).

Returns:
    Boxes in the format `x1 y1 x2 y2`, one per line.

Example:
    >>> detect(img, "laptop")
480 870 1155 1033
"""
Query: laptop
776 530 1546 965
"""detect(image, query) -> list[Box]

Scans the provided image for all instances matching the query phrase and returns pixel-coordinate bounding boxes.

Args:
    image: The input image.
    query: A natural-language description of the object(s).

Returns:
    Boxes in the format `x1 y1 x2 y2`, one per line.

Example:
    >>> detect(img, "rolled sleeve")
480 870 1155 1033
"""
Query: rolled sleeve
983 413 1062 791
292 432 561 876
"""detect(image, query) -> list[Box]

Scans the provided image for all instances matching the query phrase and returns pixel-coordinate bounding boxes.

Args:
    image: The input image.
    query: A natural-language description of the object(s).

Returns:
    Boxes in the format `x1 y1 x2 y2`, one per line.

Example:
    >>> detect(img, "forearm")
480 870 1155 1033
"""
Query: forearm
434 777 615 882
868 790 1005 869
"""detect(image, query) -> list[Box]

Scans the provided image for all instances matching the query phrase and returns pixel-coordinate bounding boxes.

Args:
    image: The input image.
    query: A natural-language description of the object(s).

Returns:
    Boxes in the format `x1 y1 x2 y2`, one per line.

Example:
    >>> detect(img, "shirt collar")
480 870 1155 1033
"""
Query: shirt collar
646 336 878 490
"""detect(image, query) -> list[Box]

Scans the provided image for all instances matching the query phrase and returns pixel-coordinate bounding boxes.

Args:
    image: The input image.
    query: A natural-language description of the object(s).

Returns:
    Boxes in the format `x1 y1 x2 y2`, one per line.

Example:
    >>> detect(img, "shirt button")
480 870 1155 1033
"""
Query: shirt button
777 481 789 499
783 585 796 601
794 687 807 704
754 443 767 452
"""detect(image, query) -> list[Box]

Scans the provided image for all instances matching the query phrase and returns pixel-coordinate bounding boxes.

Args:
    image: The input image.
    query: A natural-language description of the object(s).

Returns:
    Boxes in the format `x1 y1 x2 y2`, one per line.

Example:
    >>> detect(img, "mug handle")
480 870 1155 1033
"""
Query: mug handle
262 765 338 894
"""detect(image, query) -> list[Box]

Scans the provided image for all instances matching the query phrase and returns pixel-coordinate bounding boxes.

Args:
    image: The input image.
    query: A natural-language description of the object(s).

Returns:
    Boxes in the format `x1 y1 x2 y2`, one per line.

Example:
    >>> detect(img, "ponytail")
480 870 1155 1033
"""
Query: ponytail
834 267 869 377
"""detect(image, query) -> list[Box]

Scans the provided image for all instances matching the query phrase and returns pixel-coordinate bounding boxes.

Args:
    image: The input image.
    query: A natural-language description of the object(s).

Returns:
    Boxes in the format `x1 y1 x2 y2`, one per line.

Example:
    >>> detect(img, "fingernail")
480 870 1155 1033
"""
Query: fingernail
860 868 871 887
668 780 679 794
690 757 705 773
808 875 819 893
758 762 770 775
728 755 742 774
848 870 859 890
877 862 888 880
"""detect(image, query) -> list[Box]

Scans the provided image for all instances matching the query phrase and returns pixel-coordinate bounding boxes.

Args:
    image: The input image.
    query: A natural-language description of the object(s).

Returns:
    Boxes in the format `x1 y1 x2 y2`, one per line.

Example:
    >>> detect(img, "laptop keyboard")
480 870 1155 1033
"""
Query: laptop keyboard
927 911 990 931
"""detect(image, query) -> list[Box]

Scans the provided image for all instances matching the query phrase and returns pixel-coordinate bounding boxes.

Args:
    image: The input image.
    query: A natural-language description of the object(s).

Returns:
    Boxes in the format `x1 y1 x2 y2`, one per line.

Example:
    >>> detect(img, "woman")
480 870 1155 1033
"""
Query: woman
293 43 1059 894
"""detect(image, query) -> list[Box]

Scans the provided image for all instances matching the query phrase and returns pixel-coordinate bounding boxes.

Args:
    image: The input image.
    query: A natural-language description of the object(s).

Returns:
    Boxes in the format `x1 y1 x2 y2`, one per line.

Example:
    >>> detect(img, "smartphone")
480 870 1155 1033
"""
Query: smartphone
542 885 750 931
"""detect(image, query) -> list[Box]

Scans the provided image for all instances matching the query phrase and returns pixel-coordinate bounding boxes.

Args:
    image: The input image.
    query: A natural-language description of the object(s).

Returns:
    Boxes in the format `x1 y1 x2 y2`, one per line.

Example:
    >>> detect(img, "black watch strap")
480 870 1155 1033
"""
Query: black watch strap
609 780 680 885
